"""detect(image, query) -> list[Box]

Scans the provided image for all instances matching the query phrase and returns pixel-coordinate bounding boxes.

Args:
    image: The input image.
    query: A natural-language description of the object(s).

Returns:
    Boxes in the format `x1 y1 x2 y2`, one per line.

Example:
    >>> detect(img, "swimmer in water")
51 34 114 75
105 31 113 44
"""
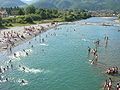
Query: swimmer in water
22 67 25 71
9 60 12 63
26 52 28 56
5 78 9 81
88 47 91 54
14 53 17 57
31 45 33 48
29 42 31 44
23 49 25 52
7 66 9 70
11 64 13 69
21 79 25 84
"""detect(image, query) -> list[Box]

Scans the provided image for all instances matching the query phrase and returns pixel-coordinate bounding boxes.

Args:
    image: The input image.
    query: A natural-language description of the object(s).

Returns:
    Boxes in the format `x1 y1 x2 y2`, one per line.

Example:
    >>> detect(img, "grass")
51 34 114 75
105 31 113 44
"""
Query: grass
1 18 64 28
0 25 7 29
34 18 64 24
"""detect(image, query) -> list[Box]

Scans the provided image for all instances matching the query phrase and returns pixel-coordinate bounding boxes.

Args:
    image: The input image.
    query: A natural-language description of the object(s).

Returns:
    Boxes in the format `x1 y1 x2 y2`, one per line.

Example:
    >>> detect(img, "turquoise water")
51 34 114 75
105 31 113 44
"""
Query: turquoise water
0 17 120 90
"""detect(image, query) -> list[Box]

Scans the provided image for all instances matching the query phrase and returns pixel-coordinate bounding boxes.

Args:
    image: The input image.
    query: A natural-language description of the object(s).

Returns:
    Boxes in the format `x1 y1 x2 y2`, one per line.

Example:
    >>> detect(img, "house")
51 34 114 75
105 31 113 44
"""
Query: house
0 9 8 18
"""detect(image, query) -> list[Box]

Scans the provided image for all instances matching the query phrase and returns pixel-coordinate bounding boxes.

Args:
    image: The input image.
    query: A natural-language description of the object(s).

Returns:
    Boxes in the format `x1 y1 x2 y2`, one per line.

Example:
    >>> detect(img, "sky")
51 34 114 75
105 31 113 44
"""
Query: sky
22 0 32 1
21 0 33 4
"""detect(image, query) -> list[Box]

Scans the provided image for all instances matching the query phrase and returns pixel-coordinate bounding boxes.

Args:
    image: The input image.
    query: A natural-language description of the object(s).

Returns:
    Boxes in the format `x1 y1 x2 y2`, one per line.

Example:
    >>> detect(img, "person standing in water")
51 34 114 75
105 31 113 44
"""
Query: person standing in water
88 47 91 54
104 35 109 48
88 47 91 57
94 54 98 63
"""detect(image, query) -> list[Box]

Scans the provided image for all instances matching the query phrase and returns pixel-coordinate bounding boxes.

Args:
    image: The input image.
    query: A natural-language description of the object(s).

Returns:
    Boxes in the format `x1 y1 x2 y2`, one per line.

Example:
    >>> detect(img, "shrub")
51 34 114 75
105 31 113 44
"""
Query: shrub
24 15 34 24
30 14 41 21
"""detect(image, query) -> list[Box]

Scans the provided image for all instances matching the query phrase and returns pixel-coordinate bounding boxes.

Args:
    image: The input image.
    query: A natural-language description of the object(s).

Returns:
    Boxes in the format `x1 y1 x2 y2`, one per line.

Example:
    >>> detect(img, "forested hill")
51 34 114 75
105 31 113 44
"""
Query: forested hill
33 0 120 11
0 0 26 7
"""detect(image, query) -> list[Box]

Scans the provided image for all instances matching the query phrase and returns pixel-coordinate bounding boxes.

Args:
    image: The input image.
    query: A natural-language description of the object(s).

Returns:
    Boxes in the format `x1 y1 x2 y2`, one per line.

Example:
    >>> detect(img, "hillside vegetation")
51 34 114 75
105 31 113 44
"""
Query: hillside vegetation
33 0 120 11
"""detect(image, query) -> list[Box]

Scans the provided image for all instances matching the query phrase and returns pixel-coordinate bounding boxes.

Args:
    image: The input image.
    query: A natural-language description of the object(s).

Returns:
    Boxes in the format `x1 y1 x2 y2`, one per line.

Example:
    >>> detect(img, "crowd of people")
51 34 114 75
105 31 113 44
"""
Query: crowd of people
104 78 120 90
106 67 119 75
0 22 58 84
104 78 112 90
87 35 120 90
88 47 99 64
0 21 119 89
0 22 58 53
87 35 110 65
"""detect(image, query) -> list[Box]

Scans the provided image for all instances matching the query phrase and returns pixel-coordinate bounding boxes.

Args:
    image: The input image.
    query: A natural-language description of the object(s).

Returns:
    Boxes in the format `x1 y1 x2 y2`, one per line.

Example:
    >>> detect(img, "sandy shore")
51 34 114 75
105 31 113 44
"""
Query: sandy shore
114 19 120 23
0 22 60 52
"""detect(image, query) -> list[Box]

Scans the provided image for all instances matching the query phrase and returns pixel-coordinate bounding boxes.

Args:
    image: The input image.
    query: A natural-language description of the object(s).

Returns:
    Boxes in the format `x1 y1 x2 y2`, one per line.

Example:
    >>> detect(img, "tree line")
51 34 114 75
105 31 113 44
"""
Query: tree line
0 5 91 27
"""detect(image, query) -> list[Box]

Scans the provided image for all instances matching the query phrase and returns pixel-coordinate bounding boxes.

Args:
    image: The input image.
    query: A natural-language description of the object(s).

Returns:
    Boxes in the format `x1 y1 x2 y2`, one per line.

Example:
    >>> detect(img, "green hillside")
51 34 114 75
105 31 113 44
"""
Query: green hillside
0 0 26 7
33 0 120 11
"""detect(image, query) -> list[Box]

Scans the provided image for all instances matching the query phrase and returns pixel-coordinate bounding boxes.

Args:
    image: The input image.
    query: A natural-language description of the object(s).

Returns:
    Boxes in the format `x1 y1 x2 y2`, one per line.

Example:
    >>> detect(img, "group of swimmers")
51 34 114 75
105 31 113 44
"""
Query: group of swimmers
106 67 119 75
104 78 120 90
88 35 110 65
88 47 99 64
0 22 59 85
13 49 29 58
104 78 113 90
88 36 120 90
0 64 13 82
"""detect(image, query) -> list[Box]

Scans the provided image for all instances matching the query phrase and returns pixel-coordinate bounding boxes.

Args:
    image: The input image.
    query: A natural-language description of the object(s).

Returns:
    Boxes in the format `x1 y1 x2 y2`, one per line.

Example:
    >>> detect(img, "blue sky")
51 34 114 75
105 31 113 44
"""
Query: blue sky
22 0 32 1
21 0 33 4
21 0 32 2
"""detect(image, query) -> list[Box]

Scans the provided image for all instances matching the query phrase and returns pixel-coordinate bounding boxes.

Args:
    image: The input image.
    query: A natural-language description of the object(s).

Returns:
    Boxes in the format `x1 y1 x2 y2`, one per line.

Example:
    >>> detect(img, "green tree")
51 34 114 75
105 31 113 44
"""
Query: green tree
39 10 47 19
35 9 41 14
25 5 36 14
24 15 34 24
18 9 25 15
0 17 2 26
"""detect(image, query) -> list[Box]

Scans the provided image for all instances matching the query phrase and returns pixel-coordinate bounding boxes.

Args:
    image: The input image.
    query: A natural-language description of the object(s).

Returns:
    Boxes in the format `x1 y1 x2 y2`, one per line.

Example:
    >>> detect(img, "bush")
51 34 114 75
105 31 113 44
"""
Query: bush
24 15 34 24
30 14 41 21
16 18 26 24
4 23 8 26
8 23 13 26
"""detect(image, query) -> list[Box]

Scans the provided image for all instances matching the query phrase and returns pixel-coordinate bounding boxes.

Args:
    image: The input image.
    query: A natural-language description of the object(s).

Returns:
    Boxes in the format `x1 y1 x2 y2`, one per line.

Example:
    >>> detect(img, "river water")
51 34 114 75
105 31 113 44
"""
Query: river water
0 17 120 90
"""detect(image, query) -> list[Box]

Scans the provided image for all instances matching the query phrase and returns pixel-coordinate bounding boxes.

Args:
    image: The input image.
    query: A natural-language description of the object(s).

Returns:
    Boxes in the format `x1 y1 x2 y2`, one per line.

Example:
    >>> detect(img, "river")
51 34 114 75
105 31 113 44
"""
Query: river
0 17 120 90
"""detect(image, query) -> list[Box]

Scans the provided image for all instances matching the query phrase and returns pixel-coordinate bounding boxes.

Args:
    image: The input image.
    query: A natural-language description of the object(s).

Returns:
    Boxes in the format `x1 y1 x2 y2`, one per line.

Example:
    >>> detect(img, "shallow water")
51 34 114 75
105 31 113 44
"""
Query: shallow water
0 17 120 90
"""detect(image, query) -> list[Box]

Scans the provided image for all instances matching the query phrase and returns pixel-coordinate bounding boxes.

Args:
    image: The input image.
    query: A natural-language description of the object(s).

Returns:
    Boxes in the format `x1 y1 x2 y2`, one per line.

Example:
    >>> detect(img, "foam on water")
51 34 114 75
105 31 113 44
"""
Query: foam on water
0 80 8 83
8 49 32 61
82 38 90 42
18 66 48 74
40 43 49 46
18 79 28 86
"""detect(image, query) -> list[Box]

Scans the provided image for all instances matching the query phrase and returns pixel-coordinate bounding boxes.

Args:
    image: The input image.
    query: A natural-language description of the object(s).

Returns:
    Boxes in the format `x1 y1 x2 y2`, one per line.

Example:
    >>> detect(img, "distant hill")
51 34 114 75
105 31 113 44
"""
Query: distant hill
21 0 38 5
33 0 120 11
34 1 56 9
0 0 26 8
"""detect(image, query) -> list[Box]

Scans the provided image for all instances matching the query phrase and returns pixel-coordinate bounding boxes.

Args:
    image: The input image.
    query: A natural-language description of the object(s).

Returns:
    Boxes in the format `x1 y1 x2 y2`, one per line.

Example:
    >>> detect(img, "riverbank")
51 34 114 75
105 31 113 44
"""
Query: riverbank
0 22 61 52
0 17 120 90
114 19 120 23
